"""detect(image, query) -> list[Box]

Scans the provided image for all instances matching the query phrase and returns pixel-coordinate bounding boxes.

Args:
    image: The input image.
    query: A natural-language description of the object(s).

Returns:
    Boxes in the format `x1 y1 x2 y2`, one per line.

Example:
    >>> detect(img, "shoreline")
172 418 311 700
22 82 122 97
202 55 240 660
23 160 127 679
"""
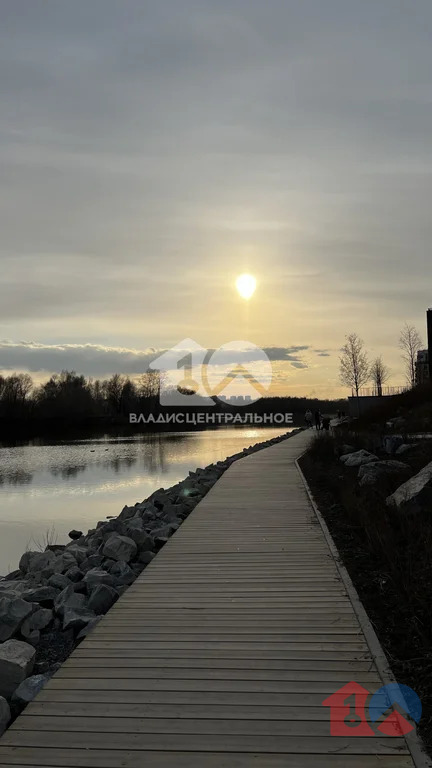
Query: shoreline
0 428 302 734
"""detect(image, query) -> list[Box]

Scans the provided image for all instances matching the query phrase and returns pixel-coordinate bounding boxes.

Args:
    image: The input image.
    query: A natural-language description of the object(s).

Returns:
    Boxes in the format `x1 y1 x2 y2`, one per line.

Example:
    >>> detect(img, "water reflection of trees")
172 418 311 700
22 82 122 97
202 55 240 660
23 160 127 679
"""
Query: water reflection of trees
0 469 33 486
0 432 176 488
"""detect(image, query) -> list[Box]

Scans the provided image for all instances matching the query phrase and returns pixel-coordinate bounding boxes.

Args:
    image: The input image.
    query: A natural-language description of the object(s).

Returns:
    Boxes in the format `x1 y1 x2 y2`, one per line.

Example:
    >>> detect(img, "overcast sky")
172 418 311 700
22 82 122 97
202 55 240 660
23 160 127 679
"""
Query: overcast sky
1 0 431 396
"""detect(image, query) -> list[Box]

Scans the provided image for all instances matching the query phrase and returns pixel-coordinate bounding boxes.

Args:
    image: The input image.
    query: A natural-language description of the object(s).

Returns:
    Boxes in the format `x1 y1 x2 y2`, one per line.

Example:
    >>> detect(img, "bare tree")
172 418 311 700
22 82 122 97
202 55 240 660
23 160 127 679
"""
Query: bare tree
399 323 423 388
370 356 390 396
138 371 163 399
339 333 370 398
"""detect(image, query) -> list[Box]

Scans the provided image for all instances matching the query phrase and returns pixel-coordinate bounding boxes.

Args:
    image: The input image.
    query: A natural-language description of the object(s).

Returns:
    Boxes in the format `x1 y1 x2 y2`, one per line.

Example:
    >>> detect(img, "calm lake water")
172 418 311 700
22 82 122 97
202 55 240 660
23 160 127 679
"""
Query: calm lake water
0 427 291 575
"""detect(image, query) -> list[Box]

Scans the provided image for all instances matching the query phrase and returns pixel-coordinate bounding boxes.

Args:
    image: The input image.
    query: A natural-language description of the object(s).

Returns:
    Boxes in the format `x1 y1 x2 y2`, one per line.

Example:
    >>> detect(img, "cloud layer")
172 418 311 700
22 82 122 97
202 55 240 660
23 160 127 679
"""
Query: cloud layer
1 1 431 394
0 340 312 378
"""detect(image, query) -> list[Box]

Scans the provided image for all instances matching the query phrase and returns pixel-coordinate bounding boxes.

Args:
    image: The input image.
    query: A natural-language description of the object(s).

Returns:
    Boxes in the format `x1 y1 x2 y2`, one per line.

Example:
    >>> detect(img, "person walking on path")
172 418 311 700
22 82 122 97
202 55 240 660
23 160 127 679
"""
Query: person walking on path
304 409 313 428
314 410 322 430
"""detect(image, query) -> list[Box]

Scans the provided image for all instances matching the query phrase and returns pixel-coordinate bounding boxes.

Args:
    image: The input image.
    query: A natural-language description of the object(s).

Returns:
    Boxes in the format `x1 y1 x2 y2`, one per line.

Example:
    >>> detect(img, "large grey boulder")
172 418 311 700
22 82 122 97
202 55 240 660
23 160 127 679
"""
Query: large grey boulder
88 584 118 614
118 505 137 522
122 521 154 551
358 460 411 487
27 608 53 631
64 566 83 583
102 534 137 563
65 545 88 565
83 568 116 591
63 606 96 632
395 443 419 455
54 585 87 618
137 503 159 522
11 673 50 710
18 551 38 574
108 561 135 586
0 640 35 697
387 461 432 514
54 551 78 574
48 573 71 591
22 586 58 607
26 551 56 574
80 555 104 573
159 503 185 523
0 697 11 736
0 597 34 641
340 450 378 467
0 581 28 599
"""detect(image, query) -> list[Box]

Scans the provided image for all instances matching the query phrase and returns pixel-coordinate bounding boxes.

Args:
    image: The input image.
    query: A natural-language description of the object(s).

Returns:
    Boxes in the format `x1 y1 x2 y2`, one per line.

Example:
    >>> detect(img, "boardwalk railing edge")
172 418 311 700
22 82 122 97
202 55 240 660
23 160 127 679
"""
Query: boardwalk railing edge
295 452 432 768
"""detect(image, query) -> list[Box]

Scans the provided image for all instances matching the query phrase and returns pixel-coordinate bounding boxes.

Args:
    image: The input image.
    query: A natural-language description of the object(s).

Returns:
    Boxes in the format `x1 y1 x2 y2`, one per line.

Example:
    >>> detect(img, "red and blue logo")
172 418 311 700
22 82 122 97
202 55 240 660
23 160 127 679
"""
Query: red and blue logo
322 681 421 736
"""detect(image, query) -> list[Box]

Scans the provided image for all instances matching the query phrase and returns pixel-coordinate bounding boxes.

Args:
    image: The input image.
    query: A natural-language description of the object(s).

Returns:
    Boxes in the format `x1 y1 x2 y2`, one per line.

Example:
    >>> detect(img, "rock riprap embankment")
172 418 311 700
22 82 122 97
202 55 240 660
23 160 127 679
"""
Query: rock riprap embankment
0 428 300 731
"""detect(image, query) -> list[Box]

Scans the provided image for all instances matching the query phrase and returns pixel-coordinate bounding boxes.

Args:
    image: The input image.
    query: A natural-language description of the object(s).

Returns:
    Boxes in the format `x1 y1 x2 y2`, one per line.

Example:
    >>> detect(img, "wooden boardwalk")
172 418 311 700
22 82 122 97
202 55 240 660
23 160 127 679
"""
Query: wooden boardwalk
0 430 421 766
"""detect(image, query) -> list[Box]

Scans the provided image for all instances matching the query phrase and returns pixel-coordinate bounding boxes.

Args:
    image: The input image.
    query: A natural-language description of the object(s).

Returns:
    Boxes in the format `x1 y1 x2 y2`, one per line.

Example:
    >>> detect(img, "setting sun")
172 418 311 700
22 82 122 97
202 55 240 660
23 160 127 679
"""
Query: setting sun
236 273 257 300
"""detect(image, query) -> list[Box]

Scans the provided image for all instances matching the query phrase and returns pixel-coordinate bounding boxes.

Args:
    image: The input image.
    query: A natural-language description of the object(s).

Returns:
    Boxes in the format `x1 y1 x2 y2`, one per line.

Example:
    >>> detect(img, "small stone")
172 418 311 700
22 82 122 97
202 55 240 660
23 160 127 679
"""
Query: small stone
11 673 50 709
0 640 36 698
137 550 156 565
68 530 83 540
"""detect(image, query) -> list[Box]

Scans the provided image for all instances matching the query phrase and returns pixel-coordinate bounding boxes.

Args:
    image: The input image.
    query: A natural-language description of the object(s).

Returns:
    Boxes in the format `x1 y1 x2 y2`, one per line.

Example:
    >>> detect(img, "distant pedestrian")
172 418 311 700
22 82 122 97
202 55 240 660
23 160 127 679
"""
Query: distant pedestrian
304 409 313 428
314 410 322 430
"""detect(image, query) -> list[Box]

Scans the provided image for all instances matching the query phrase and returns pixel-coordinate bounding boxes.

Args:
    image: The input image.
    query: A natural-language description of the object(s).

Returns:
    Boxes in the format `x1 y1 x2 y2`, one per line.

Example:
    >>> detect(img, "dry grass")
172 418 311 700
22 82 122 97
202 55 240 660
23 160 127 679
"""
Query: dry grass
300 433 432 752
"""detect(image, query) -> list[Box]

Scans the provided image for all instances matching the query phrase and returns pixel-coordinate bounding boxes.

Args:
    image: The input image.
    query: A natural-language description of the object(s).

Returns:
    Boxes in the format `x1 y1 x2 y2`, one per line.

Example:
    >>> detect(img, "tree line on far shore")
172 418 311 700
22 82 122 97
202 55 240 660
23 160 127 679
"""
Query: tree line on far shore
0 368 345 431
339 323 424 398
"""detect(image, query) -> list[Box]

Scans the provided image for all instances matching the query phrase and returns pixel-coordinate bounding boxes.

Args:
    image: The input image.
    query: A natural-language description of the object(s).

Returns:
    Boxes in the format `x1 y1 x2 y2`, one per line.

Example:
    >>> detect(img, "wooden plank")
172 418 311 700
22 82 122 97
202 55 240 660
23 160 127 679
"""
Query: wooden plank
12 717 400 737
48 678 380 694
62 658 377 670
0 731 409 754
55 668 381 683
0 747 415 768
22 702 373 720
33 690 390 707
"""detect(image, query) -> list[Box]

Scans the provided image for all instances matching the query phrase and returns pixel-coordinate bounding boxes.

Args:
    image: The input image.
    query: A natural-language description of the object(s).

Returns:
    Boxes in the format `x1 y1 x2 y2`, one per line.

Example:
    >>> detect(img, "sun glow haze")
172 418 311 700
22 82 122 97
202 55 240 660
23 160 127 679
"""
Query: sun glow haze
236 273 257 300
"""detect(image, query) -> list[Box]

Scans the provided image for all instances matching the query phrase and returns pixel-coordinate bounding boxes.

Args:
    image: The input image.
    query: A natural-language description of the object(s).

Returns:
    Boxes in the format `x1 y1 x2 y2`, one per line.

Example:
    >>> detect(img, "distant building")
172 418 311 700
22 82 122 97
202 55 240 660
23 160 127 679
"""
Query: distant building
218 395 252 405
428 308 432 381
416 349 430 385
